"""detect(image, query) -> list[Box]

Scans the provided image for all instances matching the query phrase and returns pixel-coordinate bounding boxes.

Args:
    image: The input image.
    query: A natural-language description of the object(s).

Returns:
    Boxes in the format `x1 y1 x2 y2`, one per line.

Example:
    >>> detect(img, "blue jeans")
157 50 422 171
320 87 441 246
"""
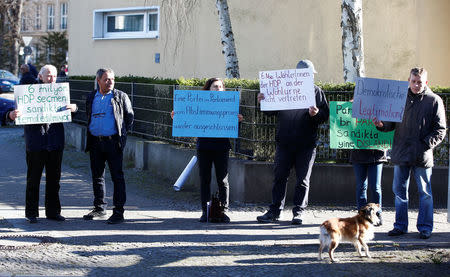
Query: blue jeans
393 165 433 233
353 163 383 210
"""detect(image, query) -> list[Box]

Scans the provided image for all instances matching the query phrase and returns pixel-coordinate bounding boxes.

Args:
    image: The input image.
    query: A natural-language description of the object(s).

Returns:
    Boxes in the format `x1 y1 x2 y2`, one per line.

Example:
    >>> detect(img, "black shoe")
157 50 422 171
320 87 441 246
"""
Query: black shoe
83 209 107 220
291 215 303 225
47 214 65 221
388 228 405 236
419 230 431 239
257 211 279 223
26 217 37 224
199 213 207 222
107 213 124 224
222 212 230 223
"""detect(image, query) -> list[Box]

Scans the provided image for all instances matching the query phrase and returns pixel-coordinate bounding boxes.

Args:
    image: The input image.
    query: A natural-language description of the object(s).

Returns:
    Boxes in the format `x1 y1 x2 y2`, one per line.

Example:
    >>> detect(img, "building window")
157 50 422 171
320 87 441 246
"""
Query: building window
46 46 54 63
107 14 144 32
21 13 28 31
93 6 159 39
47 4 54 30
148 12 158 31
33 44 40 62
60 3 68 30
35 4 41 30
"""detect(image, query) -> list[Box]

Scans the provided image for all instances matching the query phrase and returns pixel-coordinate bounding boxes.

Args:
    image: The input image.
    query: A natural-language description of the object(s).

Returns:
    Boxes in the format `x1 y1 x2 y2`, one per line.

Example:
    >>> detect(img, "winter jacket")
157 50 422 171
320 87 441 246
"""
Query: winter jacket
265 85 329 148
197 138 231 151
19 72 37 85
377 87 446 168
6 79 66 152
85 88 134 151
350 149 387 164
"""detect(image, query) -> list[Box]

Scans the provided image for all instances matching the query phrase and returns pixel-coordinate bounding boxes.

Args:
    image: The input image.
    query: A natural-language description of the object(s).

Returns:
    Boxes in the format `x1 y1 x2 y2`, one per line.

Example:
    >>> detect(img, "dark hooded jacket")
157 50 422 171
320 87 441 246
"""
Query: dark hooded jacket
265 85 329 148
377 87 446 167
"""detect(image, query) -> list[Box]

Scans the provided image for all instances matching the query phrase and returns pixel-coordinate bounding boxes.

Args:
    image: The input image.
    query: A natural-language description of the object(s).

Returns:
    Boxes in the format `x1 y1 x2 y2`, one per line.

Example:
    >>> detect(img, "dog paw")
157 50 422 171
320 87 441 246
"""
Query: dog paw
331 259 340 263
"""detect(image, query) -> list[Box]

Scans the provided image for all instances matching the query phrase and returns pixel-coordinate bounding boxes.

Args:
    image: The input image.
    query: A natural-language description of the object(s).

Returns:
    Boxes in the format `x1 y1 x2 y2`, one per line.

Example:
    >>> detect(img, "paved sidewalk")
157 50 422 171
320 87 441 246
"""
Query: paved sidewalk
0 127 449 276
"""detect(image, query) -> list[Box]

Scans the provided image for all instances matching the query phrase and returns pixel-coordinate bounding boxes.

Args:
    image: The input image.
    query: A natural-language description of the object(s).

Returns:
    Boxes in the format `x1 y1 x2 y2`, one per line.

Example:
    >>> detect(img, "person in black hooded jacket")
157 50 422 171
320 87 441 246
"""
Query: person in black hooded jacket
256 60 329 225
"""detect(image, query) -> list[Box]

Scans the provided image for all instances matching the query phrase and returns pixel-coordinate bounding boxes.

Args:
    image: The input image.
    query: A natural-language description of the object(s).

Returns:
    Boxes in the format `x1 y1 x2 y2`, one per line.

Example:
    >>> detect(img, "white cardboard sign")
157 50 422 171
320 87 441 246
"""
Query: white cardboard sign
259 68 315 111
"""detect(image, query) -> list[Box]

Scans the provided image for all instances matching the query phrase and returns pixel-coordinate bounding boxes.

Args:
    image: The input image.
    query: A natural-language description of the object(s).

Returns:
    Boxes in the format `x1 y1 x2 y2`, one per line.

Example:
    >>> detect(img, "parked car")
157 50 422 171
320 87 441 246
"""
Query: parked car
0 96 15 126
0 70 19 92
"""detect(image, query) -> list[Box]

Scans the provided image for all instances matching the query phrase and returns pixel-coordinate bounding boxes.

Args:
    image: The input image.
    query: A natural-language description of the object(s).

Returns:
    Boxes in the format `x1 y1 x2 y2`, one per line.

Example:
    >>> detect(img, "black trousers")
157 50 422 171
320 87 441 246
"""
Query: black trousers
197 149 229 212
269 145 316 217
89 137 126 214
25 150 63 218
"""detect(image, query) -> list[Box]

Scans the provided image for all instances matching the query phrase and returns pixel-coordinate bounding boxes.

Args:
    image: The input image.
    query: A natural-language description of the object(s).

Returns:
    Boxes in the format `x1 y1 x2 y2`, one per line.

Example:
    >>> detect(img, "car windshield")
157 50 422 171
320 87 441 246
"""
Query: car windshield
0 70 17 79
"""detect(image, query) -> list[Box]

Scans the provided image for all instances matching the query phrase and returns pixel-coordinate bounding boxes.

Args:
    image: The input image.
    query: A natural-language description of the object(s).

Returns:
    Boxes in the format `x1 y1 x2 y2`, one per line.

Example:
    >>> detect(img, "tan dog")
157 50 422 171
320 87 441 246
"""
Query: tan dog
318 203 382 262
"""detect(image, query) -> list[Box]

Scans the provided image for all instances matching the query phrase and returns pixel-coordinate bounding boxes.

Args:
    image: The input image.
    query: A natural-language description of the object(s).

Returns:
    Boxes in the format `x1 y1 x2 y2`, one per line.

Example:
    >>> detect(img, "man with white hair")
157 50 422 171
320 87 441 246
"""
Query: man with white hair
7 64 77 223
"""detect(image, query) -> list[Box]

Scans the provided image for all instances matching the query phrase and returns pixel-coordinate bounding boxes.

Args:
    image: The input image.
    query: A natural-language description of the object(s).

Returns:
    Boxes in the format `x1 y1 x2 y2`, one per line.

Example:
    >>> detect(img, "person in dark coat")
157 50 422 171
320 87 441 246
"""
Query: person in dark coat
256 60 330 225
27 60 38 79
373 67 446 239
7 64 77 223
171 78 243 223
19 64 37 85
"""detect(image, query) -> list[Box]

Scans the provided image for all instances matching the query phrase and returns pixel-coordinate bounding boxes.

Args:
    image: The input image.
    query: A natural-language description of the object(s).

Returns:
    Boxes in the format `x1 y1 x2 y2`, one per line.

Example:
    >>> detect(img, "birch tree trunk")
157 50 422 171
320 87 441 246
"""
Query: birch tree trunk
341 0 365 82
216 0 240 78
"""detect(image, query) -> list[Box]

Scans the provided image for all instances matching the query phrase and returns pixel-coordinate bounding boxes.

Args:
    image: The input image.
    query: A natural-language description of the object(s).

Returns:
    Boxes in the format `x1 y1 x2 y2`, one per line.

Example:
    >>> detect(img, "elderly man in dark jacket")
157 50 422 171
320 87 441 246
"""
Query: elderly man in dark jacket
374 67 446 239
83 68 134 224
7 64 77 223
256 60 330 225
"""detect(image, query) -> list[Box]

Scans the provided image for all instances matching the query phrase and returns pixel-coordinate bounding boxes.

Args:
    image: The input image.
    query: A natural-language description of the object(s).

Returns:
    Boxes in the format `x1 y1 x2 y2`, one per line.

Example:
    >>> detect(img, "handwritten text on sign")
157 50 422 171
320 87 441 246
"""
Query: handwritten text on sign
172 90 240 138
352 77 408 122
259 68 315 111
330 101 394 149
14 83 71 125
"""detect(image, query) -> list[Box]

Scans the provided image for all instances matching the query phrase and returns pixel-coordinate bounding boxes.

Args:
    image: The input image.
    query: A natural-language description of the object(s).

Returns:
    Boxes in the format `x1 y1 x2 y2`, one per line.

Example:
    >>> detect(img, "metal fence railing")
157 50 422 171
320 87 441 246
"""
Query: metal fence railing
69 79 449 166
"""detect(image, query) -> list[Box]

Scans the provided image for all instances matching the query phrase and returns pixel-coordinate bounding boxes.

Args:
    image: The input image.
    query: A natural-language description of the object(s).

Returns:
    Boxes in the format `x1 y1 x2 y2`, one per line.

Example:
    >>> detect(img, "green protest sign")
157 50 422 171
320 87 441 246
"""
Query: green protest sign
329 101 394 149
14 83 72 125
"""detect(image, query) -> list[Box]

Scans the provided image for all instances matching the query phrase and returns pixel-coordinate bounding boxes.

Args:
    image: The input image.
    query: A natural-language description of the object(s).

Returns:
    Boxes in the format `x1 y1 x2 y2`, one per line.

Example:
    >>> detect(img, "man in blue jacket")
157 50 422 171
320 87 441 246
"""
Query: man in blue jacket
256 60 329 225
83 68 134 224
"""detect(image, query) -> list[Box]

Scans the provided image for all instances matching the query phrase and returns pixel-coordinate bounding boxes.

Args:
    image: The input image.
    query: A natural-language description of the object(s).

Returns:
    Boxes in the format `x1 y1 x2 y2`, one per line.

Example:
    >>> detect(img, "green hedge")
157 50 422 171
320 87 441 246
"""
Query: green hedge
69 75 450 93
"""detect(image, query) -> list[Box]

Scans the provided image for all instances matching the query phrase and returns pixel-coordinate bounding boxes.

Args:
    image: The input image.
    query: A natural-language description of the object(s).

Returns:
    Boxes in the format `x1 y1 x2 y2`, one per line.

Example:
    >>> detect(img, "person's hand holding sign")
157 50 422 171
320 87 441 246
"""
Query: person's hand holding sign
66 104 78 112
8 109 21 120
372 117 384 128
257 93 265 103
309 106 319 117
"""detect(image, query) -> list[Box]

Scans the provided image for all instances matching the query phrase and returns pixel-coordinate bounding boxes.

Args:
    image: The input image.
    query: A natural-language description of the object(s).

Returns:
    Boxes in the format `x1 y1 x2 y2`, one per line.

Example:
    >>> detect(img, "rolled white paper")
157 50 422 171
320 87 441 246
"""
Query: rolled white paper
173 156 198 191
